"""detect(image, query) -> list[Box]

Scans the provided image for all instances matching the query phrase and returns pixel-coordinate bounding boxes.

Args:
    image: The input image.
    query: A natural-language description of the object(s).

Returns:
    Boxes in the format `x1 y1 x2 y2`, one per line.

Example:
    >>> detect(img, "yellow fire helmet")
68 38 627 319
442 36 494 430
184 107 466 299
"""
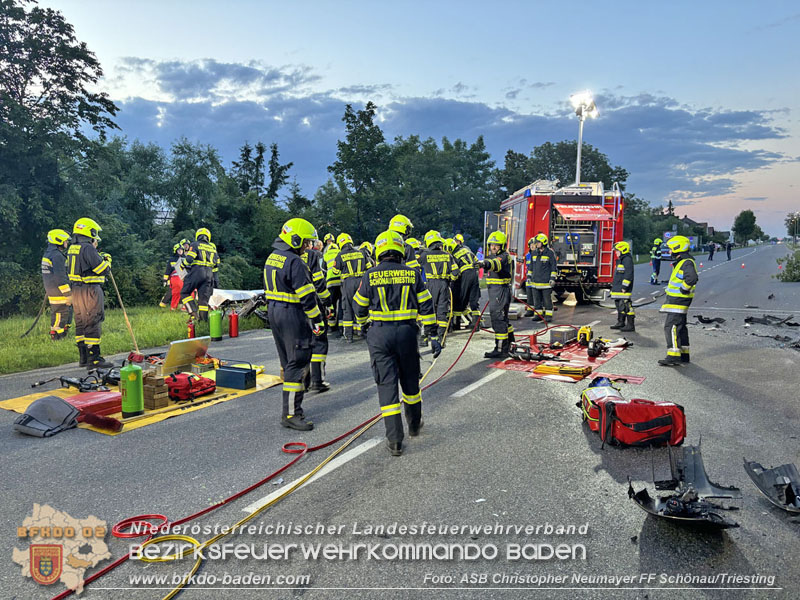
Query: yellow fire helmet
444 238 457 253
424 230 444 248
279 218 318 249
535 233 548 245
195 227 211 241
614 241 630 254
73 217 102 241
374 230 405 260
47 229 71 245
405 237 421 250
653 237 663 245
359 241 373 254
323 233 335 245
337 233 354 247
388 214 413 237
666 235 690 253
454 233 465 245
486 230 507 248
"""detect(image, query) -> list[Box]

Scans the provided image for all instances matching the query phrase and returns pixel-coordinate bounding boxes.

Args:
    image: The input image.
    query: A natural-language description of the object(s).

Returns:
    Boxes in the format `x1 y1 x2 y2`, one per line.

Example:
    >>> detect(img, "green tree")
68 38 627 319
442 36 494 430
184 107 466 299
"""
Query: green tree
166 138 225 232
527 141 628 191
265 142 293 202
785 212 800 240
732 209 757 243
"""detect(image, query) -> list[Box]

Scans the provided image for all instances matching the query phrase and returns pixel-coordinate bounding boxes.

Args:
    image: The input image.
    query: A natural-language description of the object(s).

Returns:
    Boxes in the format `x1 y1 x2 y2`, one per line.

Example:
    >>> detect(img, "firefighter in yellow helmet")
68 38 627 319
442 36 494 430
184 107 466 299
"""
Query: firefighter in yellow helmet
180 227 217 321
331 233 370 342
67 218 113 369
650 237 663 285
419 230 459 357
659 236 698 366
322 234 342 334
388 214 420 269
610 241 635 332
480 230 514 358
42 229 73 340
264 218 326 430
353 230 435 456
452 234 481 328
301 234 332 392
526 233 557 323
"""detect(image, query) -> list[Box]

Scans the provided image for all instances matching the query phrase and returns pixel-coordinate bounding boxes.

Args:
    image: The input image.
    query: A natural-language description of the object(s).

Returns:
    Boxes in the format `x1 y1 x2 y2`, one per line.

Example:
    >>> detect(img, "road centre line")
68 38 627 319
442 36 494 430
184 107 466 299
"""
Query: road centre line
242 438 383 514
689 307 800 314
450 369 505 398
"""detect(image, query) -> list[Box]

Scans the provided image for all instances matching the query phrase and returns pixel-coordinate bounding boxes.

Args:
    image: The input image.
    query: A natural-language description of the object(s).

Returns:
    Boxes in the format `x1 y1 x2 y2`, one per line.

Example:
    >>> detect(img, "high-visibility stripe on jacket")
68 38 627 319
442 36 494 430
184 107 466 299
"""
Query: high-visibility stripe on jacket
526 247 557 288
353 261 435 326
610 252 634 298
331 245 369 280
453 245 477 273
42 244 71 302
484 251 512 286
403 244 420 270
67 236 111 285
323 243 341 287
263 239 321 320
184 240 217 268
419 247 459 280
301 248 330 301
661 254 698 314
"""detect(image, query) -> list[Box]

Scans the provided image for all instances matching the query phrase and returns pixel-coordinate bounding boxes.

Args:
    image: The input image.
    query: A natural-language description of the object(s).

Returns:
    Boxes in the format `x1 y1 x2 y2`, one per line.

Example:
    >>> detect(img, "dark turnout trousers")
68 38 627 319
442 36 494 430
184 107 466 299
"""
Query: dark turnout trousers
664 312 690 360
460 269 480 320
340 277 361 339
488 285 512 341
269 302 312 417
427 279 451 338
72 284 104 346
366 322 422 444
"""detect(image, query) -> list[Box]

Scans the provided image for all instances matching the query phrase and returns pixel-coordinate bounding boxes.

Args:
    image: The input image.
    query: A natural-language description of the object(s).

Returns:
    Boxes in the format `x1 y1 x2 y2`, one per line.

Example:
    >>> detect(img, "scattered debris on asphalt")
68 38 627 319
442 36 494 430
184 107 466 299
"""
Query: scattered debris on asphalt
743 460 800 514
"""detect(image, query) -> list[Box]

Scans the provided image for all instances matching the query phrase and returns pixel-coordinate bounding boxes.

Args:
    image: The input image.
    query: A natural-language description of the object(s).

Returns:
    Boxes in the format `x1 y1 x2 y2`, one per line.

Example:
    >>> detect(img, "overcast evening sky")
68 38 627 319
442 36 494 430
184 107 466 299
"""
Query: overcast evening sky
43 0 800 236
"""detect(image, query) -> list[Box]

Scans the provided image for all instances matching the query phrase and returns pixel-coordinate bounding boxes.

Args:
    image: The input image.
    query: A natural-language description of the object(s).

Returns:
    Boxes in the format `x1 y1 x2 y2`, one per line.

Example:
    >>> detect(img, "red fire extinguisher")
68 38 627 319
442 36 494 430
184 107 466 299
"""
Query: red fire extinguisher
187 319 195 339
229 312 239 338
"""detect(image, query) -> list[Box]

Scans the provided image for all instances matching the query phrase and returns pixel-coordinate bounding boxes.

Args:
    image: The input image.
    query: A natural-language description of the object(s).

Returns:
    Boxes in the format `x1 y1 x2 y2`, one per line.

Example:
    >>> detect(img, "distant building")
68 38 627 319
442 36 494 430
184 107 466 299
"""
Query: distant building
681 215 715 237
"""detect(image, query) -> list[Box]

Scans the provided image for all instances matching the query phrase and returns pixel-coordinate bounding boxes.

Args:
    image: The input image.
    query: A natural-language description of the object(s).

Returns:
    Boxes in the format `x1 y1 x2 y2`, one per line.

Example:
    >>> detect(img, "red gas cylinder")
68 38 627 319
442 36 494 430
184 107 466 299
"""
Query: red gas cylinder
229 312 239 338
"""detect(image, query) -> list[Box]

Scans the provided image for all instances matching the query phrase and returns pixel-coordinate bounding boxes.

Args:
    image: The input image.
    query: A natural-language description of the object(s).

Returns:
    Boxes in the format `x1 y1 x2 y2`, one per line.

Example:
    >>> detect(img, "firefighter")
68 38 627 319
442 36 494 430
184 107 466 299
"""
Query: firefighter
610 241 635 332
359 241 375 265
323 234 342 333
659 235 698 366
526 233 557 323
443 238 466 330
331 233 370 342
264 218 326 430
453 234 481 328
159 239 187 310
67 218 113 369
650 237 663 285
388 214 419 269
405 237 422 265
353 230 436 456
41 229 73 340
480 231 514 358
180 228 217 322
301 238 331 392
419 230 459 357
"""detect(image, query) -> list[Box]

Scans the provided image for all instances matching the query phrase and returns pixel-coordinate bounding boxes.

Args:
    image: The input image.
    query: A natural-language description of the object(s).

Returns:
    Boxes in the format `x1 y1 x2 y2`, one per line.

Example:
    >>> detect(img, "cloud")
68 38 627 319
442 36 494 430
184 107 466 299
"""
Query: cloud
106 58 791 217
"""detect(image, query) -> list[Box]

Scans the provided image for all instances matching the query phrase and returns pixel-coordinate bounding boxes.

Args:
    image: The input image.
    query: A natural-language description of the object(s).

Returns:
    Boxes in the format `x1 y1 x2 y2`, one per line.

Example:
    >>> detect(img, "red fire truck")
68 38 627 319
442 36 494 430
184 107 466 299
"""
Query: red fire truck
489 180 625 302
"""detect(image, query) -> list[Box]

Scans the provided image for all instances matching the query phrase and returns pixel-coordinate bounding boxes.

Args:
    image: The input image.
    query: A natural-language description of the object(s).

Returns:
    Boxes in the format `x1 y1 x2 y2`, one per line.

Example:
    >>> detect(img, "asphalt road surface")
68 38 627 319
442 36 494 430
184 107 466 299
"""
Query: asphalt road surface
1 243 798 600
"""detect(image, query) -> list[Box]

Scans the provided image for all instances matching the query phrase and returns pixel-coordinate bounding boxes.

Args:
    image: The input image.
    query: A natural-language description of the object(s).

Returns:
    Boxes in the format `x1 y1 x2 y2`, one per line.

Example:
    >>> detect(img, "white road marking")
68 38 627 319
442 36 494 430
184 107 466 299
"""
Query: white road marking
690 307 800 314
586 320 601 327
450 369 505 398
242 437 383 514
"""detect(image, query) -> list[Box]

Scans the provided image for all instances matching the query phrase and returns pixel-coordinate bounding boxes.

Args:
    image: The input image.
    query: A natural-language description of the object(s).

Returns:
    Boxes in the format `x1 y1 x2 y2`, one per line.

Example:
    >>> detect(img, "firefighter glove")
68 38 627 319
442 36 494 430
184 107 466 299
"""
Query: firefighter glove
312 320 326 337
431 338 442 359
100 252 112 265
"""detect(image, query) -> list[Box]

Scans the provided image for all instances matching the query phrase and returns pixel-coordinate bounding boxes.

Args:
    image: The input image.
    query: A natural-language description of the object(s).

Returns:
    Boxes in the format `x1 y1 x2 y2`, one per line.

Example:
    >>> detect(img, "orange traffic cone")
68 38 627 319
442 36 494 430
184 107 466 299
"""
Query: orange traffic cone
741 263 745 269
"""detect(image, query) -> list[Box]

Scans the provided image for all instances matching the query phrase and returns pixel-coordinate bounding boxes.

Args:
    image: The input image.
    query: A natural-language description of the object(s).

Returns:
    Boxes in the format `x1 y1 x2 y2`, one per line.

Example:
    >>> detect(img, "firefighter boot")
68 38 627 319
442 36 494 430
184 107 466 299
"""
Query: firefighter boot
484 340 506 359
609 314 626 330
309 362 331 393
501 338 511 357
531 313 543 322
405 402 423 437
77 342 89 367
680 347 690 364
386 439 403 456
281 391 313 430
658 356 682 367
87 345 113 370
418 332 428 348
620 315 636 332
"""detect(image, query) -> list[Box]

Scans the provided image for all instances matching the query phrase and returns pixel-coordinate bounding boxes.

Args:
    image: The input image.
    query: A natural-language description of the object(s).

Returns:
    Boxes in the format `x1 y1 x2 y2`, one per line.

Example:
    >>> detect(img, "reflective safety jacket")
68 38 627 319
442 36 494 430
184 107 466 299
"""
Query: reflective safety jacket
483 251 513 287
360 246 375 266
163 252 180 281
263 238 322 321
67 235 111 286
353 259 435 327
184 239 217 270
301 247 330 302
42 244 71 304
210 242 221 276
323 243 341 288
650 243 661 261
526 247 557 288
331 244 370 281
403 244 420 270
611 252 634 298
419 246 459 281
661 252 698 314
453 245 477 274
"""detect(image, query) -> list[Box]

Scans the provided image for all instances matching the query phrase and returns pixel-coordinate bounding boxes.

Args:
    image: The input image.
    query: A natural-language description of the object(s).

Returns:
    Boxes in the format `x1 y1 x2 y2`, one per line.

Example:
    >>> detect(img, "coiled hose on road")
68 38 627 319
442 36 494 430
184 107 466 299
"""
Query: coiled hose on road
51 299 489 600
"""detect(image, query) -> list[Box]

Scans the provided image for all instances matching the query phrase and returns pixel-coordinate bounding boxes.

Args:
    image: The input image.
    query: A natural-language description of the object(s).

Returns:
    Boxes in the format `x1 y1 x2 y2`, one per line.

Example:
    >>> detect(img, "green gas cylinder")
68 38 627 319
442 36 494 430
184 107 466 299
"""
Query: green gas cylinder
120 363 144 418
209 309 223 341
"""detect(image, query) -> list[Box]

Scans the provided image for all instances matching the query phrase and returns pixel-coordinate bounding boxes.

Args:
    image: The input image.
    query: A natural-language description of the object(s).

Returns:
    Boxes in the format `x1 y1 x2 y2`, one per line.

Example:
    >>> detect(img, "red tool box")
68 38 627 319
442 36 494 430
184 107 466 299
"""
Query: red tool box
63 391 122 422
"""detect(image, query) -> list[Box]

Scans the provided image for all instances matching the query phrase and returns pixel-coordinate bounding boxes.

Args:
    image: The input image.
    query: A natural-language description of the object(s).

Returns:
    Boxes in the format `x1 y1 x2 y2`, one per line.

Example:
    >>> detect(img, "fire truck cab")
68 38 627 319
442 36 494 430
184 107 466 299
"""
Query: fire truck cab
493 180 625 302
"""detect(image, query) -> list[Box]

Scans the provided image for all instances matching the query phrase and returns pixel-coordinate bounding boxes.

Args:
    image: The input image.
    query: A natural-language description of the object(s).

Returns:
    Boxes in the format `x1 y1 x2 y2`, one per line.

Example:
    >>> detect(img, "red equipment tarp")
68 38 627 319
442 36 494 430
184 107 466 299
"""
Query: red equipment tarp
554 203 613 221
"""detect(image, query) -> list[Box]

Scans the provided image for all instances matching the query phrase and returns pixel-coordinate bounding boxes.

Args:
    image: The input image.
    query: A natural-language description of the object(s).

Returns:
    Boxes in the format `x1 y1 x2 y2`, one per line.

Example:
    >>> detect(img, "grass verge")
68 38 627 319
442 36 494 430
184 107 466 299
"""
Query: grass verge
0 306 266 375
